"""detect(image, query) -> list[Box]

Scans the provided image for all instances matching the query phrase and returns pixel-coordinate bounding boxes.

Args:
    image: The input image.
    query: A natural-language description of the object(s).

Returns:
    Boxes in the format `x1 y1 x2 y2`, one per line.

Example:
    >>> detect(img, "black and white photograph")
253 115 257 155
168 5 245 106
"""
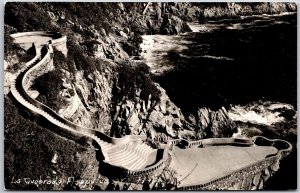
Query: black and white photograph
4 2 297 190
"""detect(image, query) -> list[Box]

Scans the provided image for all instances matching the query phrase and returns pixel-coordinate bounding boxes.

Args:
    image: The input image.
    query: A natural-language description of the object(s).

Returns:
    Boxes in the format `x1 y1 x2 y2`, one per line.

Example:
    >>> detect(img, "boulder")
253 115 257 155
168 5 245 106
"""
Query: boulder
197 107 211 129
149 110 165 127
51 153 58 164
262 169 271 182
160 14 191 35
127 110 140 128
258 179 264 190
269 160 280 172
252 173 261 186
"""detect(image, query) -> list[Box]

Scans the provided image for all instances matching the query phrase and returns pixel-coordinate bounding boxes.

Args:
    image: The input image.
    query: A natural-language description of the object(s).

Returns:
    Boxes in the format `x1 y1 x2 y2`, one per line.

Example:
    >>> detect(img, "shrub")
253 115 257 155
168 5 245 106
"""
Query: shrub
5 2 57 32
4 97 92 190
49 2 122 34
115 63 161 103
121 32 143 56
67 42 109 77
53 48 68 70
4 28 33 63
32 70 65 111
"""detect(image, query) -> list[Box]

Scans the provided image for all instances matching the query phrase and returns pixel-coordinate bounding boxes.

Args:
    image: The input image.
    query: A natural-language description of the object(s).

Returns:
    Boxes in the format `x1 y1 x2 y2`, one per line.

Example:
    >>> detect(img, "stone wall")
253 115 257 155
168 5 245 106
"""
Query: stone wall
170 137 253 149
10 31 293 190
125 149 172 183
22 46 54 91
52 36 67 56
177 136 292 190
11 31 68 56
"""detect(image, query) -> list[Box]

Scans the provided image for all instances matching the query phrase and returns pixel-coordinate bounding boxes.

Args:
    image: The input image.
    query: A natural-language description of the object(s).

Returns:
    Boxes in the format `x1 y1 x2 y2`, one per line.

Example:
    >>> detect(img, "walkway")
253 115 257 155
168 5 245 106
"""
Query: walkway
12 34 52 49
9 31 159 173
8 31 292 188
171 145 277 187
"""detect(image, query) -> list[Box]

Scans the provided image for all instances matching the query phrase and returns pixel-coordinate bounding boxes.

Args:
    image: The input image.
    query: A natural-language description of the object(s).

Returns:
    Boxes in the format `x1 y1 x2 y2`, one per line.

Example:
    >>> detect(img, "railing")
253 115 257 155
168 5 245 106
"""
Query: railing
17 43 137 144
52 36 67 46
10 32 157 175
10 31 65 40
11 31 67 55
170 137 253 149
252 136 292 157
9 31 292 184
177 136 292 190
111 134 147 145
126 145 171 176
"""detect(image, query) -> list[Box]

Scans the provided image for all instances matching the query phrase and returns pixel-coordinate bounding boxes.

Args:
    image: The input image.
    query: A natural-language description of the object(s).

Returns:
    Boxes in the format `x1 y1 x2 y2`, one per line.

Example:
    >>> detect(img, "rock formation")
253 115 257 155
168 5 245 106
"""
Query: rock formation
4 2 296 190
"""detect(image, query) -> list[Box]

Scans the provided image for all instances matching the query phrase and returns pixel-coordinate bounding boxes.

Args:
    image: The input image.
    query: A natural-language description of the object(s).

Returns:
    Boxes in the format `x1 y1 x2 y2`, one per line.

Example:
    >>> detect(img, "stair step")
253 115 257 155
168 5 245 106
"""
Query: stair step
123 156 142 168
111 155 141 168
128 157 147 170
110 151 141 165
108 145 130 157
108 149 132 161
135 144 145 154
108 144 128 154
109 149 136 162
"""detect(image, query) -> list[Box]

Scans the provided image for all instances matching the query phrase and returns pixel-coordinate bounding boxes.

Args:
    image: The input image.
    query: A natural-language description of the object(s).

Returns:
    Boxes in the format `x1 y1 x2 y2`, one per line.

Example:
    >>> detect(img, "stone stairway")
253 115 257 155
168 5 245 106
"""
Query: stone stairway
107 141 155 170
10 41 157 173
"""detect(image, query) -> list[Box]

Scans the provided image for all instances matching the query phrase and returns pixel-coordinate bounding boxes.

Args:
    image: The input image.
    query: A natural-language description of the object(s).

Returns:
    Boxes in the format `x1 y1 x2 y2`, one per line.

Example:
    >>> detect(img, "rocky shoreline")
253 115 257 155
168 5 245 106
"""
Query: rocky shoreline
4 2 297 190
5 1 297 148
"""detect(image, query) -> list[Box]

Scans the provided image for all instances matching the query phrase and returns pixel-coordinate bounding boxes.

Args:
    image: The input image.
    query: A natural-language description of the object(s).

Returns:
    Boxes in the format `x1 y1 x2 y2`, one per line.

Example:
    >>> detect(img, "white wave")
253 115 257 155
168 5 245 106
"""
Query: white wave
179 54 234 61
201 55 234 61
187 22 226 33
226 23 244 30
240 11 295 20
232 127 245 138
187 22 211 32
139 35 191 75
228 102 295 126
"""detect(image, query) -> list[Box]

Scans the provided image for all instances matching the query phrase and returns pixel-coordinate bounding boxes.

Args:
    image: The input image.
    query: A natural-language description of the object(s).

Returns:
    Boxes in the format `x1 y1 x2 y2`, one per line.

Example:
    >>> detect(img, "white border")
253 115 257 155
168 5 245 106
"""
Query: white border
1 1 299 193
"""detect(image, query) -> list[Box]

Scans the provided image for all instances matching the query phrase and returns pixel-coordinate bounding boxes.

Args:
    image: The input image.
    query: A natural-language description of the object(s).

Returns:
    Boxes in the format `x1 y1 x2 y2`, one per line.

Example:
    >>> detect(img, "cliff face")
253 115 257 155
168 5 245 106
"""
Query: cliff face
4 26 34 94
58 68 114 133
4 2 296 190
229 102 297 141
6 2 295 140
185 107 236 139
54 3 238 139
4 56 20 94
215 160 281 190
193 2 297 21
110 83 184 140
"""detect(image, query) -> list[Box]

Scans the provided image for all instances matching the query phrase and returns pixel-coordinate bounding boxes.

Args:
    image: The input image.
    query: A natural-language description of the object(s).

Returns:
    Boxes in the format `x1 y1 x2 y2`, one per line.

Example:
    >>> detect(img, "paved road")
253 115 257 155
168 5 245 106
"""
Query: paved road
170 145 277 187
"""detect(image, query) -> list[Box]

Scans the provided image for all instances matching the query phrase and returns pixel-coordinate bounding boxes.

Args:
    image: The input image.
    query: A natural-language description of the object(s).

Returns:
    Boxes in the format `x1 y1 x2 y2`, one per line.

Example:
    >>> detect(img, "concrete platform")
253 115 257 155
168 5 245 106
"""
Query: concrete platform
170 145 277 187
13 35 52 50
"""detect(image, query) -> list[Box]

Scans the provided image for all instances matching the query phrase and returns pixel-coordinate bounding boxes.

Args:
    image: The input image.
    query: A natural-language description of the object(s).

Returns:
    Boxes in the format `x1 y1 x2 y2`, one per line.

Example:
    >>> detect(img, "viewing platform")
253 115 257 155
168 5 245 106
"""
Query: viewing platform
9 31 292 190
170 137 291 190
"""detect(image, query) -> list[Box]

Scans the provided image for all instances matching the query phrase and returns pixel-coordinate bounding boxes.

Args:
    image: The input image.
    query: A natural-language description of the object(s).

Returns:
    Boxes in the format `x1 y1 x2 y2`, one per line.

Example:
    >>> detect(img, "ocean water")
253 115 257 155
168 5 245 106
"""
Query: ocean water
139 12 297 190
140 13 297 115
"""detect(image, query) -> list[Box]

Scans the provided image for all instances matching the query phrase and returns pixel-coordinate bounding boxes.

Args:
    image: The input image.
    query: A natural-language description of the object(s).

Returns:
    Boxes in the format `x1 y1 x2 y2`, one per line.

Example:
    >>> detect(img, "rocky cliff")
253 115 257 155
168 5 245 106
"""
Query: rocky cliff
5 2 296 141
4 3 296 190
192 2 297 21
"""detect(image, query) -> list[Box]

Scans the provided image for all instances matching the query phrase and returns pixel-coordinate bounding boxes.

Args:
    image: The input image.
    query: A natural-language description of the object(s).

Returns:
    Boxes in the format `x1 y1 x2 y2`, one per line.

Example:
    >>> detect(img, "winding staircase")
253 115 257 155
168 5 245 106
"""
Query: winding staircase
9 32 160 174
8 32 293 189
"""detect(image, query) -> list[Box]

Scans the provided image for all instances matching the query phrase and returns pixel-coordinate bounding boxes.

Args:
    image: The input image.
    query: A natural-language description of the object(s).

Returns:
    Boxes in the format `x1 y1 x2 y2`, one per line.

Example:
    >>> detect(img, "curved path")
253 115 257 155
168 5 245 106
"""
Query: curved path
9 32 160 174
9 32 292 189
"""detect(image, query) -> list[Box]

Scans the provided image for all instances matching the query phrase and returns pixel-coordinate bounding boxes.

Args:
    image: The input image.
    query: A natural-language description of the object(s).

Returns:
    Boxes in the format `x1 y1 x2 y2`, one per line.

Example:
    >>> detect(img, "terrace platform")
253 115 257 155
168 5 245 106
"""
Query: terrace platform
170 144 277 187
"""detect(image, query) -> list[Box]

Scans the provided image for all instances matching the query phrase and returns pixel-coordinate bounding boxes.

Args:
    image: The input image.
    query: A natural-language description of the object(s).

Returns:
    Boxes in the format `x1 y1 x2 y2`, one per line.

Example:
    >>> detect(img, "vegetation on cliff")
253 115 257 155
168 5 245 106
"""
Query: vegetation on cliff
4 98 99 190
4 2 296 190
192 2 296 21
4 27 33 73
33 69 65 111
114 64 161 103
